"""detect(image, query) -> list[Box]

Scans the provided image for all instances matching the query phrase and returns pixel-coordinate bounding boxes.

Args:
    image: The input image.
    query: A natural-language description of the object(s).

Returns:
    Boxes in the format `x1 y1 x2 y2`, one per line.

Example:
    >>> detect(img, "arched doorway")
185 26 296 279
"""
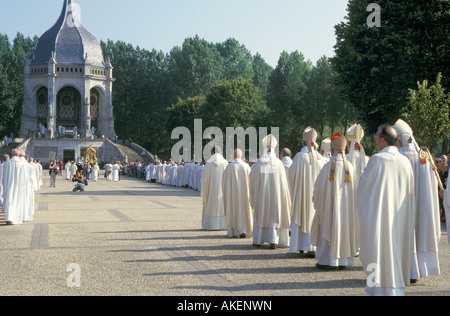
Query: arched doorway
57 87 81 131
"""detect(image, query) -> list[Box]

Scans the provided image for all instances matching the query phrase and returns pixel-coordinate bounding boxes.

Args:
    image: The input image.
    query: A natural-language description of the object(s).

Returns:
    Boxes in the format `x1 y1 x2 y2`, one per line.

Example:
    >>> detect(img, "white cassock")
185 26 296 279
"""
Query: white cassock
183 163 191 187
250 150 291 248
0 163 4 206
176 165 184 187
92 164 99 182
145 165 151 182
222 158 253 237
196 165 204 192
36 162 43 189
112 164 120 182
70 163 77 180
201 154 229 230
357 146 415 296
289 146 326 252
2 156 27 224
399 143 441 279
171 165 178 186
65 162 72 180
443 188 450 245
311 154 358 267
30 161 41 191
22 159 38 222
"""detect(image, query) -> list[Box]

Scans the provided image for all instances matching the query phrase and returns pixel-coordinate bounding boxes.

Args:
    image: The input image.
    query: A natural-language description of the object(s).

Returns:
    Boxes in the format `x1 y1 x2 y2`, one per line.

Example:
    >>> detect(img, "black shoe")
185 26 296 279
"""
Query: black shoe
270 243 278 249
239 233 246 238
305 251 315 258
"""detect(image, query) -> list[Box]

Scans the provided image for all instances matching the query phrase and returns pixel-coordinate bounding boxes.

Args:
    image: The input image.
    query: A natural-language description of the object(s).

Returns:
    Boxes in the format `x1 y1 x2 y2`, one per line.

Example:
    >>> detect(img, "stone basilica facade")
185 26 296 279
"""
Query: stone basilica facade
20 0 116 140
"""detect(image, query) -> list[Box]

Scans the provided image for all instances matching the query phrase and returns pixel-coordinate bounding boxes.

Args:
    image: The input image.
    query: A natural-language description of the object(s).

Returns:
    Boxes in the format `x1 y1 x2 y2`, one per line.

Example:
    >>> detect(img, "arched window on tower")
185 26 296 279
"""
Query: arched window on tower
36 87 48 127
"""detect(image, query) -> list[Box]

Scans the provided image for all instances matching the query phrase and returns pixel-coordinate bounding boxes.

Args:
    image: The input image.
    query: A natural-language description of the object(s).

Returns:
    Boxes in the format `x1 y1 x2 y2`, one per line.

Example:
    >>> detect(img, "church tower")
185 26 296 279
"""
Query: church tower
21 0 116 139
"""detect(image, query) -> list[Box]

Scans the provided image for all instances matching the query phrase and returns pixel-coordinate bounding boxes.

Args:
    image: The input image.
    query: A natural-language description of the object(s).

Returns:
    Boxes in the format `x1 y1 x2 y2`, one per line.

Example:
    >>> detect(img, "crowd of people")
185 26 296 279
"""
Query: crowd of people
0 119 449 296
137 120 448 297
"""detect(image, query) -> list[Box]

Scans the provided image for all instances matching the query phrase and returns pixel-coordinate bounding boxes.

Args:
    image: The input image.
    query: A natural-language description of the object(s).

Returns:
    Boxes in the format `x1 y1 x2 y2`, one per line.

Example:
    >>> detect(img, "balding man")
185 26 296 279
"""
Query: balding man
2 149 27 225
222 149 253 238
357 124 415 296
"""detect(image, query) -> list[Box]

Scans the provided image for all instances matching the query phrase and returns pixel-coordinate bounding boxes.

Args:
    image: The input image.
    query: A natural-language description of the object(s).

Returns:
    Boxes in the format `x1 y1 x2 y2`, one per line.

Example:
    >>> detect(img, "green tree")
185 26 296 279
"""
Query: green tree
216 38 254 82
266 51 312 152
167 35 224 101
332 0 450 135
251 53 273 100
405 73 450 149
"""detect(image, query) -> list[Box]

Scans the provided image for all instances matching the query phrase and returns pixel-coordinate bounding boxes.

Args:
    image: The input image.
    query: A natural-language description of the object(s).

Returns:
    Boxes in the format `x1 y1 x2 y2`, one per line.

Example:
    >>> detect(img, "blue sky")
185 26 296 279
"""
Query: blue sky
0 0 349 67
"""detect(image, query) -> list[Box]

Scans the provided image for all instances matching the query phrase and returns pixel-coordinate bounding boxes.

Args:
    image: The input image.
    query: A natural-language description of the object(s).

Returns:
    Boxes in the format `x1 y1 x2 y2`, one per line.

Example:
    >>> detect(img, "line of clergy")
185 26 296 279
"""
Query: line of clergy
0 149 43 226
195 120 450 297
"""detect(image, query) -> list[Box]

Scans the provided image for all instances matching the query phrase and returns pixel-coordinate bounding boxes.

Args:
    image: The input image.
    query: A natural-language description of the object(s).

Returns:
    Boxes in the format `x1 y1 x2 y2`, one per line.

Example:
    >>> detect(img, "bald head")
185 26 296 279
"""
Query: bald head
234 149 243 159
10 149 20 157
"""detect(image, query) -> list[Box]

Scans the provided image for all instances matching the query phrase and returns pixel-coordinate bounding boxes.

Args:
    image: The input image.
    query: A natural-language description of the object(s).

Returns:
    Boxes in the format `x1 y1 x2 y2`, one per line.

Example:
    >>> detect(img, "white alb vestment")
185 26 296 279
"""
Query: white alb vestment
22 158 38 222
222 158 253 237
201 154 229 230
289 146 326 252
70 163 77 180
0 163 4 206
398 143 441 280
65 162 72 180
1 156 27 224
443 189 450 245
250 150 291 247
311 154 358 267
112 164 120 182
357 146 415 296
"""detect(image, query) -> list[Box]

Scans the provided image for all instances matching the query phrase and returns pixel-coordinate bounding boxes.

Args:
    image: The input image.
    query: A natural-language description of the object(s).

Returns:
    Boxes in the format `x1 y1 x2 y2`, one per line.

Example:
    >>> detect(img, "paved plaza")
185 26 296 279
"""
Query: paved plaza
0 171 449 296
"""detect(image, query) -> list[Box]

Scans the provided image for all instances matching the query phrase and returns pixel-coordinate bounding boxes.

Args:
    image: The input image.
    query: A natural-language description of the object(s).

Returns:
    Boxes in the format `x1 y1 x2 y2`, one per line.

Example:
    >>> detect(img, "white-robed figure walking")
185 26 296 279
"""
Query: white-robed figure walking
112 162 120 182
357 124 415 296
289 127 326 255
393 119 441 281
201 146 229 231
65 161 72 180
250 134 291 249
311 133 358 269
2 149 27 225
222 149 253 238
92 163 99 182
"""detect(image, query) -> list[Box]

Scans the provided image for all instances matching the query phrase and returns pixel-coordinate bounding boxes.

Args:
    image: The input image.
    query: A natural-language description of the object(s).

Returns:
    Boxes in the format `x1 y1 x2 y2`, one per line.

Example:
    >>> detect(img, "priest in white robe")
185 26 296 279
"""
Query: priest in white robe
250 135 291 249
289 127 326 256
201 147 229 230
112 162 120 182
196 163 204 192
65 161 72 180
0 154 9 207
440 189 450 244
357 124 415 296
222 149 253 238
311 133 358 269
393 119 441 281
2 149 27 225
22 155 38 222
69 161 76 181
176 163 184 187
92 163 99 182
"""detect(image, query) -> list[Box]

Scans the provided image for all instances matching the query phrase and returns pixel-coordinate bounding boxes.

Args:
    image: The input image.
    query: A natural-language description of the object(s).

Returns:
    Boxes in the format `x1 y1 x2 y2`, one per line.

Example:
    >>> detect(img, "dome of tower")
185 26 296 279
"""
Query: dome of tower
32 0 104 66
